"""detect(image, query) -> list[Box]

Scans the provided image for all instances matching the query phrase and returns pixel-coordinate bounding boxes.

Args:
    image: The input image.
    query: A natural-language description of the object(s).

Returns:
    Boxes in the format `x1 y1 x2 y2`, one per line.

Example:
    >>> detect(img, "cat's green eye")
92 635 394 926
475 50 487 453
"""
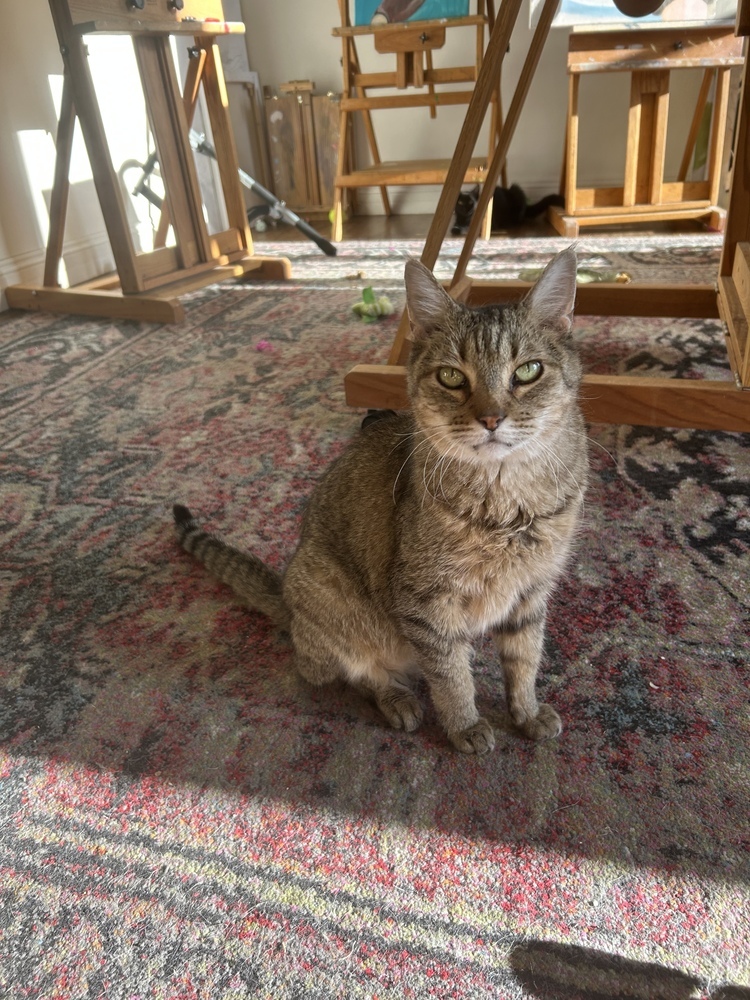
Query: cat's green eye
513 360 543 385
437 367 467 389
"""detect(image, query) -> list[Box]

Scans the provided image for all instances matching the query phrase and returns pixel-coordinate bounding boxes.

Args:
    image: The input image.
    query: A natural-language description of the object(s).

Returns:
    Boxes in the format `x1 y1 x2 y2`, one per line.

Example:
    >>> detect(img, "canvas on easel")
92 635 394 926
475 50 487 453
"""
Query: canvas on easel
354 0 469 25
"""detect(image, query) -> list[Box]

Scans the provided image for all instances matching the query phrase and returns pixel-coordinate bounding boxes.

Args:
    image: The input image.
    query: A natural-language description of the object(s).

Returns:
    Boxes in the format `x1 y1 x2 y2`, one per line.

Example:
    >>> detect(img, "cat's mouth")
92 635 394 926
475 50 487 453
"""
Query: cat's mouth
477 438 511 451
472 434 515 458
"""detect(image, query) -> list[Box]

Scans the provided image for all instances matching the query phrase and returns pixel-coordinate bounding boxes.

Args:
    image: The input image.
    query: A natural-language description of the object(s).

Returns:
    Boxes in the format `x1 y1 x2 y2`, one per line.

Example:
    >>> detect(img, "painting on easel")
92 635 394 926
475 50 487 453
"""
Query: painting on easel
354 0 469 26
530 0 736 27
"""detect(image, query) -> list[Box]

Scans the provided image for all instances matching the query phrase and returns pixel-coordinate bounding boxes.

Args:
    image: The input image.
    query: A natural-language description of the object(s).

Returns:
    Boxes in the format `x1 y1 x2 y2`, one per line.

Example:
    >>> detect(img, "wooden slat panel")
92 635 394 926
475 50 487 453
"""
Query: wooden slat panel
678 68 714 182
266 94 312 207
337 157 490 187
133 34 212 269
568 27 744 73
565 74 580 214
341 90 476 111
197 40 253 251
374 25 446 53
73 20 244 36
5 283 184 323
567 191 711 212
353 67 478 87
623 72 644 206
465 281 719 318
720 51 750 277
648 72 670 205
68 0 224 28
707 67 732 205
720 254 750 384
154 46 207 250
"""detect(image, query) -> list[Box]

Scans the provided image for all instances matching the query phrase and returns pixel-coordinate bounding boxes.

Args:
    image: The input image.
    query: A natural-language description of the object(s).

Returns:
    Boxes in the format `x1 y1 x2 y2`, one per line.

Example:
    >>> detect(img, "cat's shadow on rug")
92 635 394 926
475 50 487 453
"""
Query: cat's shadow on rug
508 940 750 1000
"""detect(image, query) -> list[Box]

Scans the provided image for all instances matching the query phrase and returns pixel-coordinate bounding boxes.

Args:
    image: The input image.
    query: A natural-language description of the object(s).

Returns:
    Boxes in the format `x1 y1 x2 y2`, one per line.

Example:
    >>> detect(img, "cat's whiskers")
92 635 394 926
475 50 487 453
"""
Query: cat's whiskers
429 437 462 503
392 427 455 504
586 435 616 465
420 431 461 505
437 442 461 500
532 441 563 507
532 435 582 500
392 434 434 502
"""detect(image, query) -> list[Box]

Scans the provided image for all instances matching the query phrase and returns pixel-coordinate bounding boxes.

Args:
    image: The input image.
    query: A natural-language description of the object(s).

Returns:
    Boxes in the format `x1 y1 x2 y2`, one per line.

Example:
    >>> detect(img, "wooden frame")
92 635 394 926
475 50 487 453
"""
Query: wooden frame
330 0 504 242
550 26 744 238
6 0 290 324
344 0 750 432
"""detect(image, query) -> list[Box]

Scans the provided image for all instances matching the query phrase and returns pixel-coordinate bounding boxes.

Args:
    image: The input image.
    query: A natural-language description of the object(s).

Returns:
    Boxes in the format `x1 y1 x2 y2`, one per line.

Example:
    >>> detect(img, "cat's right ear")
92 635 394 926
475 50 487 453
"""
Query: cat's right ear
404 259 455 339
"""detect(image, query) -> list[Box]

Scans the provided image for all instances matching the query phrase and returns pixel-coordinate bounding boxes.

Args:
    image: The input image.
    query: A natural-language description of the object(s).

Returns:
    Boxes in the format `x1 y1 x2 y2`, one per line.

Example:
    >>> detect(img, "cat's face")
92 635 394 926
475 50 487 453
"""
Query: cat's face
452 189 479 233
404 251 581 469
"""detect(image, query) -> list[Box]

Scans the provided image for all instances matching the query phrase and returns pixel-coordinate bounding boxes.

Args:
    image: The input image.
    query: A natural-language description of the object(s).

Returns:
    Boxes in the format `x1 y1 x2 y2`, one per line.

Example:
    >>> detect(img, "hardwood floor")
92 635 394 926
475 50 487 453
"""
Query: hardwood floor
252 211 711 245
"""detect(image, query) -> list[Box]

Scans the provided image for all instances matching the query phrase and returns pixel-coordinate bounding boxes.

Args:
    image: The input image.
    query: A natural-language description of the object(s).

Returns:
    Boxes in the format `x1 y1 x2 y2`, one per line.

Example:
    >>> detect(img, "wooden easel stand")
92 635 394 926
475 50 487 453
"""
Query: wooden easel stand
331 1 502 242
551 25 744 237
6 0 290 324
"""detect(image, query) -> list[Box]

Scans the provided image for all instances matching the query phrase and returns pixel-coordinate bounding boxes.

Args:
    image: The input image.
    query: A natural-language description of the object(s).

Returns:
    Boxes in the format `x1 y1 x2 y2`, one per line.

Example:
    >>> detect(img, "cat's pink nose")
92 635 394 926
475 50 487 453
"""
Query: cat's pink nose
478 414 504 431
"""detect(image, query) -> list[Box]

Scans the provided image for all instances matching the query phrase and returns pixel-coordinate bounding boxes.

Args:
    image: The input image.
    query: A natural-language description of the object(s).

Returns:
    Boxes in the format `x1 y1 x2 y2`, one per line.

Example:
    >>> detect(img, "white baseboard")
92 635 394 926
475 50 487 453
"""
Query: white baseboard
1 232 115 313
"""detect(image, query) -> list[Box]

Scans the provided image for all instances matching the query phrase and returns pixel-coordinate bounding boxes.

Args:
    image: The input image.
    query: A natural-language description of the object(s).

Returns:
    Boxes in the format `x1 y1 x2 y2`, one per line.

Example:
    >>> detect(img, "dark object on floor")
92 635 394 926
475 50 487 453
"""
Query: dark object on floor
452 183 565 235
361 409 398 429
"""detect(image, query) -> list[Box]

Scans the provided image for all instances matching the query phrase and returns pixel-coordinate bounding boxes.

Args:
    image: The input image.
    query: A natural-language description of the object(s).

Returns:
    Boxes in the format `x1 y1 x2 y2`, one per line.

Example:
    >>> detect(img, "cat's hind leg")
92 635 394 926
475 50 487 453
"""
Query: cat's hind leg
286 566 424 732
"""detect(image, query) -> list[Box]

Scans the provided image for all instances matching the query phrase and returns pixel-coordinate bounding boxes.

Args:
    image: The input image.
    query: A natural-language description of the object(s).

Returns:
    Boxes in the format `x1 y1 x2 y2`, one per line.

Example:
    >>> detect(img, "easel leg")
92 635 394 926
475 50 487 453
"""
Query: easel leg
349 37 391 217
720 43 750 278
154 45 207 250
452 0 559 286
44 67 76 288
420 0 525 270
50 11 142 291
677 68 714 182
332 108 349 242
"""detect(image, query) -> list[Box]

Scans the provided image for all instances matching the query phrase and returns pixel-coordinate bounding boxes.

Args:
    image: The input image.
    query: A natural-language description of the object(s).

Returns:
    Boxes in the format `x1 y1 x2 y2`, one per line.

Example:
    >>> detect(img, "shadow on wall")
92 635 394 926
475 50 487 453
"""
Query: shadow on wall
508 939 750 1000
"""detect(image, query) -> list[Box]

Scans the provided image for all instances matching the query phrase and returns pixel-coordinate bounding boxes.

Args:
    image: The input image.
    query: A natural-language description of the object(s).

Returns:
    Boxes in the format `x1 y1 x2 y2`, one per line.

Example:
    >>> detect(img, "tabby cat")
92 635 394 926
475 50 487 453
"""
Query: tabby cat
173 248 589 754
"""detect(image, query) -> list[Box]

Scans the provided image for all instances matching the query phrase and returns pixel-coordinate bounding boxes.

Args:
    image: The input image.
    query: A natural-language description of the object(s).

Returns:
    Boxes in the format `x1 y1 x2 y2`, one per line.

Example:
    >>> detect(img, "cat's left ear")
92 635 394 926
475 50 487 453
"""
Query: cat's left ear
524 247 577 336
404 259 456 339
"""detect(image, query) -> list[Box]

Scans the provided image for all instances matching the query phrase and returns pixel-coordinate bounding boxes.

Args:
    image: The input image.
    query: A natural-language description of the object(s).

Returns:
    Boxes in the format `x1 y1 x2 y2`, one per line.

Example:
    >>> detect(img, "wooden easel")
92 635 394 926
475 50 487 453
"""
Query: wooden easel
330 0 504 242
550 25 744 237
6 0 290 324
344 0 750 433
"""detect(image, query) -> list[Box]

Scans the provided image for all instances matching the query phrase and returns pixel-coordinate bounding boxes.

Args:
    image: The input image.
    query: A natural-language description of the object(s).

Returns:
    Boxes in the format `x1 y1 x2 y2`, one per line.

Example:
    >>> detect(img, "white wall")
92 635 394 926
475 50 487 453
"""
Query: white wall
0 0 712 311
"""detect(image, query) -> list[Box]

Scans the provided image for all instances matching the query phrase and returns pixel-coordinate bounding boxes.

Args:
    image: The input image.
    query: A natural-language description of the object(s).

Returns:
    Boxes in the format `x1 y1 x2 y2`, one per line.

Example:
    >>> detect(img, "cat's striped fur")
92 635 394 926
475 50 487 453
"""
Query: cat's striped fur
174 249 589 754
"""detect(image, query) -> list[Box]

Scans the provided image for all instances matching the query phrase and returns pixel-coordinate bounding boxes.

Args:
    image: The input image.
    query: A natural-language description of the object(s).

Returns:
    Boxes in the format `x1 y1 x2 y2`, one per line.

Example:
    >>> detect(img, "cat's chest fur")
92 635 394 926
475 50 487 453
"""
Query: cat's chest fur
397 477 580 636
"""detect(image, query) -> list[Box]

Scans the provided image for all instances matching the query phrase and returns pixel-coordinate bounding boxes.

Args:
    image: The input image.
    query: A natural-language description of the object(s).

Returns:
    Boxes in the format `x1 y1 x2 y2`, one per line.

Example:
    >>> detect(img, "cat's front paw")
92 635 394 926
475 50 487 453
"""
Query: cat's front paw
378 691 424 733
449 717 495 755
514 703 562 741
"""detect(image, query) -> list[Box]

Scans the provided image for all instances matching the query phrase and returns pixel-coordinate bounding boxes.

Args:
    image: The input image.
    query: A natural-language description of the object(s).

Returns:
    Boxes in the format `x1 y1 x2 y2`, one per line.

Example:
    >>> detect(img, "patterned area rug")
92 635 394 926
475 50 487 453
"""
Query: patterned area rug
1 235 749 998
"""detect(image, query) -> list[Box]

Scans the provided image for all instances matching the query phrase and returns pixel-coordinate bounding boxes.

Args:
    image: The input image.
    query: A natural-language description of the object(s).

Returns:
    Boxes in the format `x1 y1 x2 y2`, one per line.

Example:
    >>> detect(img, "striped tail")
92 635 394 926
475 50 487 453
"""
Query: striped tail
173 504 289 628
